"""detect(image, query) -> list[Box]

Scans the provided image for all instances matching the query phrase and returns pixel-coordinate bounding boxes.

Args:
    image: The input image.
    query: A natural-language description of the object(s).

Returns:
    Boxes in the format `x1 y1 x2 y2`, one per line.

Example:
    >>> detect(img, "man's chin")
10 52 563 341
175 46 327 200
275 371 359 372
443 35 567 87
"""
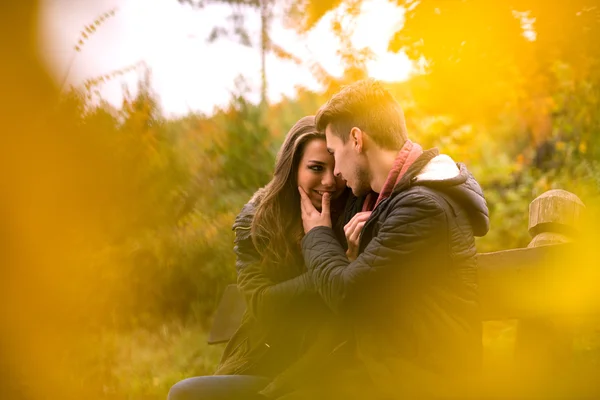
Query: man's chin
351 185 371 198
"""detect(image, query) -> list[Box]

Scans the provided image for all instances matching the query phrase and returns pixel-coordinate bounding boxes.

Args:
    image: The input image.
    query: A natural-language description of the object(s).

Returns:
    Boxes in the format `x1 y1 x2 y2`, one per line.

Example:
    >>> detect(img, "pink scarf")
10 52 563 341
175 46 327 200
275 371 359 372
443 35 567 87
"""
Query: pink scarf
362 140 423 212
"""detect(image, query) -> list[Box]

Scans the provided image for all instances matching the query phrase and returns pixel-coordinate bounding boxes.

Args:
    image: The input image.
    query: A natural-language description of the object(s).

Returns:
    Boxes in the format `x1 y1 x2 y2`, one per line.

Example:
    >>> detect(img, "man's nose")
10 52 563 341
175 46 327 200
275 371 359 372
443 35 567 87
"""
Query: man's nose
334 165 341 179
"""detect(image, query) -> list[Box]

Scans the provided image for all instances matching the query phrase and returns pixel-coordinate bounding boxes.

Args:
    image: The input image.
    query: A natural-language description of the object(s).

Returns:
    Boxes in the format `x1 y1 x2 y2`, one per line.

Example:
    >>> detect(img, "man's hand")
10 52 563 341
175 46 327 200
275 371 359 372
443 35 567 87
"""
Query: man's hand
299 186 331 233
344 211 372 261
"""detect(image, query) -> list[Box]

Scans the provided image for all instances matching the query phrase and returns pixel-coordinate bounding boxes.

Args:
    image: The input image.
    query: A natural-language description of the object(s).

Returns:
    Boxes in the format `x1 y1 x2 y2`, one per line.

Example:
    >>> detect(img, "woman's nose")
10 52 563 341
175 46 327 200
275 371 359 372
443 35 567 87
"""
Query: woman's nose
322 171 336 188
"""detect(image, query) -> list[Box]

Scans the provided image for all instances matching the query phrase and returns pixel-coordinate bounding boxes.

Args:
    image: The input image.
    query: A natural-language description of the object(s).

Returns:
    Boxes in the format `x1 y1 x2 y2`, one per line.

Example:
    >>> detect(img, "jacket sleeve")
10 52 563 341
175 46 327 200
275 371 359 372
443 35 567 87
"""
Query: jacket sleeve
233 218 316 323
301 192 446 313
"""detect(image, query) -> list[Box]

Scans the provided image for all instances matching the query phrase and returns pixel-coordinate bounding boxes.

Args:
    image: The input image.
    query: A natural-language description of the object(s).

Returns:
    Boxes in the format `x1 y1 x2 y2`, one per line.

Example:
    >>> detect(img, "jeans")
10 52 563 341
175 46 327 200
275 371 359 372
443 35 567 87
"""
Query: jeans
167 375 271 400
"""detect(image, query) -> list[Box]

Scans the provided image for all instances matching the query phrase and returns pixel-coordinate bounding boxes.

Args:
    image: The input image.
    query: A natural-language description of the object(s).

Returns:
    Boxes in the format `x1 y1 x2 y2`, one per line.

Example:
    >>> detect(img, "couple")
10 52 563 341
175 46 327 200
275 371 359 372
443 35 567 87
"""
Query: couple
169 79 489 399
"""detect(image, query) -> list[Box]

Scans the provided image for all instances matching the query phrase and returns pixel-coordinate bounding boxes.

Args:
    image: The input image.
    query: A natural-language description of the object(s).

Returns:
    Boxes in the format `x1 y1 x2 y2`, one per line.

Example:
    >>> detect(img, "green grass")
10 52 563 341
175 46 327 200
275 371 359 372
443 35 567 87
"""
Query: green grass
79 318 599 399
85 322 224 399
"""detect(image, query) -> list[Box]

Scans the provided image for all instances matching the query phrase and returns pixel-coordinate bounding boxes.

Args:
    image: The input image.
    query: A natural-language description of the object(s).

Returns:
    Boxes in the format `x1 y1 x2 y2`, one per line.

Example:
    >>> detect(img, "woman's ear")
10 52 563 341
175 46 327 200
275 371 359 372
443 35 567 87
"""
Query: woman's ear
350 127 364 153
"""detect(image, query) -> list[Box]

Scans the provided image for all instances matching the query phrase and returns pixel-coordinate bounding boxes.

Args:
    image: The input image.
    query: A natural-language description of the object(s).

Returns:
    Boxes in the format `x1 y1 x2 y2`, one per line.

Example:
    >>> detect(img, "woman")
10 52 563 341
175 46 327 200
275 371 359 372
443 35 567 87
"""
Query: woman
168 116 353 400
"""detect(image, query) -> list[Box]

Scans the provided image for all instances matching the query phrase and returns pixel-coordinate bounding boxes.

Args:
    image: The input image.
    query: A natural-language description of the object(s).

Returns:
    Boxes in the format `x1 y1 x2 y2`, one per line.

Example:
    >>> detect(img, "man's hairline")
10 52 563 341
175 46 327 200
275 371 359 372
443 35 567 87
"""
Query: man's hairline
322 123 338 155
323 121 360 142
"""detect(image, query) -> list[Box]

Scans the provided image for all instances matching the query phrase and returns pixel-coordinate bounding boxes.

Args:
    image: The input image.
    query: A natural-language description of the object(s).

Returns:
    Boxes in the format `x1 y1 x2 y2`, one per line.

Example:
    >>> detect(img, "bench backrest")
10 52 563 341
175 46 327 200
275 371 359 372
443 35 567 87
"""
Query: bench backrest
209 189 597 375
208 242 598 344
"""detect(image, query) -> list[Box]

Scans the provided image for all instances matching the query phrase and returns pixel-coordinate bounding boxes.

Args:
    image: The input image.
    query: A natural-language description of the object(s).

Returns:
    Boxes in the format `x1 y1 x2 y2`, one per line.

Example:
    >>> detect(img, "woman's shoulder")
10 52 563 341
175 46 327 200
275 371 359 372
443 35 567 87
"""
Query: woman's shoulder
232 187 266 231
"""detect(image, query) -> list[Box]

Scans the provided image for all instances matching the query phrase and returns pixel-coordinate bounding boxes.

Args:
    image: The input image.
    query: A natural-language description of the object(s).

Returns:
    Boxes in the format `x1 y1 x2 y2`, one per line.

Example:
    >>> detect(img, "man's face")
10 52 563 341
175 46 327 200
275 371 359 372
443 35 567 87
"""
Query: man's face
325 124 372 197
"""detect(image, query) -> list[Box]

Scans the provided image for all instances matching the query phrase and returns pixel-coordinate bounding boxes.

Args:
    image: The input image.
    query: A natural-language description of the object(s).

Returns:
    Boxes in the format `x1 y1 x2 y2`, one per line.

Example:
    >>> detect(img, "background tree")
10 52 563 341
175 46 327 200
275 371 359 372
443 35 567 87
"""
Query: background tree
4 1 599 398
178 0 302 105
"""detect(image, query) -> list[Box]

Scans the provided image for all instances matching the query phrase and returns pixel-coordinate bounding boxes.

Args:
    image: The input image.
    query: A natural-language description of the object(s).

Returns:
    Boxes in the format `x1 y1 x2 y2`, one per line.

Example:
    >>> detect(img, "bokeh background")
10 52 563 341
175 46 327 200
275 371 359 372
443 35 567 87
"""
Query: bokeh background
2 1 599 399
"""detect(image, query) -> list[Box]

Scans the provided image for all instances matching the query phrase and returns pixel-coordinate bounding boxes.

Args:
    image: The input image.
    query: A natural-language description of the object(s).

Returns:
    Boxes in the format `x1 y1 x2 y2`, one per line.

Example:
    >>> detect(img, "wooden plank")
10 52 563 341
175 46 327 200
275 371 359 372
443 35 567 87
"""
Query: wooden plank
478 242 599 320
208 243 599 344
207 284 246 345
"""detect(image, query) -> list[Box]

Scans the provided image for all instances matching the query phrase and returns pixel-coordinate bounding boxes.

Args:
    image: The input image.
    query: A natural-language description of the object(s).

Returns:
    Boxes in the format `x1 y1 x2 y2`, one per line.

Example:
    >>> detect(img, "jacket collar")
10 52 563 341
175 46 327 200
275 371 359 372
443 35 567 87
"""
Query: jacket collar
362 140 425 212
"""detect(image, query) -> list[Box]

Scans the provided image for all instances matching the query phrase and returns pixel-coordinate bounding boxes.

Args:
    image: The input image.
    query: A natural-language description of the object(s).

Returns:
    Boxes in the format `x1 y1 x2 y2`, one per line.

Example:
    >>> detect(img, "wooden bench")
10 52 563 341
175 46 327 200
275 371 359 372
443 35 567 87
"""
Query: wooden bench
208 189 598 375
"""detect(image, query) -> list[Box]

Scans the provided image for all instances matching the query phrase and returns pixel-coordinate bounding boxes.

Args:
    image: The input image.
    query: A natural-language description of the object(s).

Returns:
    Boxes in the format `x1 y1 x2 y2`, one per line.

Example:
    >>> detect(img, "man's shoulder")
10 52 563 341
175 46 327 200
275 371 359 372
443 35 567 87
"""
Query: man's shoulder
387 185 450 212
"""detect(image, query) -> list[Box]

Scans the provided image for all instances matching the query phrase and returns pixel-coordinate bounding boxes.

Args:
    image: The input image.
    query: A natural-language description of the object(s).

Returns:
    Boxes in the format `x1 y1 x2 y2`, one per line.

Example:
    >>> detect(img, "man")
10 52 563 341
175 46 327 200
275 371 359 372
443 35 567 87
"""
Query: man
298 79 489 399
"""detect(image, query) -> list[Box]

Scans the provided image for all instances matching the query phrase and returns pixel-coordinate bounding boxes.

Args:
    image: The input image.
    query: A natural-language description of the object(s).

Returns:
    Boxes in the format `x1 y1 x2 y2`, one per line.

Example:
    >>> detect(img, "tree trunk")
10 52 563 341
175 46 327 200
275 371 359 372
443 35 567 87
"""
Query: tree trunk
259 0 268 106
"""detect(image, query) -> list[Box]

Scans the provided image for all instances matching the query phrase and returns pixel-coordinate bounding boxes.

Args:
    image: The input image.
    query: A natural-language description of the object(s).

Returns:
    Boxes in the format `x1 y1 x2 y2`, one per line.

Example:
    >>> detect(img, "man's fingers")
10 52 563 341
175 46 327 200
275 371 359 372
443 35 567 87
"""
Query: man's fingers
349 221 366 243
348 212 372 226
344 214 361 235
358 211 372 221
344 212 370 261
344 218 356 236
321 192 331 218
344 212 372 237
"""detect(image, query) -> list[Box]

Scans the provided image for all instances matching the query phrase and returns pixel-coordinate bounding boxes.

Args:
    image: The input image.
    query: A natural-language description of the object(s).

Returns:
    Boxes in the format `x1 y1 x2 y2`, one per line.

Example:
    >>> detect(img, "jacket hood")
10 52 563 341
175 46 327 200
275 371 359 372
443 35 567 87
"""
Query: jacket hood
396 150 490 237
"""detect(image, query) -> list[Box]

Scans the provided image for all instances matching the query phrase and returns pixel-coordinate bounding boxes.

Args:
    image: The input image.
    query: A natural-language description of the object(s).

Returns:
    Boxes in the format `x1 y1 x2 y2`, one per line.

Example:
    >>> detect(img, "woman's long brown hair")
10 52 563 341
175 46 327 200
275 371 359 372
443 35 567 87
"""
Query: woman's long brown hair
251 116 324 281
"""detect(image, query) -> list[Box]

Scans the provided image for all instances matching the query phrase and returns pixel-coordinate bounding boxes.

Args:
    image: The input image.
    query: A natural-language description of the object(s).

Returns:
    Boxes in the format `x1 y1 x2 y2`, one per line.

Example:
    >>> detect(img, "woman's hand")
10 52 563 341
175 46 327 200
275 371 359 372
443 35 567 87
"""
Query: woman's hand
343 212 372 261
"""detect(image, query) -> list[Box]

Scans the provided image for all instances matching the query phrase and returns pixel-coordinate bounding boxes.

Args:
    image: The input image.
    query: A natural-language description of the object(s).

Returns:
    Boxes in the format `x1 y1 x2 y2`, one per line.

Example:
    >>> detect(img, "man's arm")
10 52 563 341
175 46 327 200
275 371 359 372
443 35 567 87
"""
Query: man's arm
301 192 446 313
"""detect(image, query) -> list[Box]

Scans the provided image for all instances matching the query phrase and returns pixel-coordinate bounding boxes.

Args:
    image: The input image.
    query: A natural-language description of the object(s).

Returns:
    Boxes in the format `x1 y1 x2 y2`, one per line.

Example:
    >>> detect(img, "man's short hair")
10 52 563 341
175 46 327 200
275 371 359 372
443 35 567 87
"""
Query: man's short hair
315 79 408 150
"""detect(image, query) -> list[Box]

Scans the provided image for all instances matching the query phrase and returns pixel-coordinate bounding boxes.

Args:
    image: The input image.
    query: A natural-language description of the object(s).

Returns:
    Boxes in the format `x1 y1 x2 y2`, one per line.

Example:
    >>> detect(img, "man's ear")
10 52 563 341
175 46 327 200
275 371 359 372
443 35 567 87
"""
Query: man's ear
350 127 364 153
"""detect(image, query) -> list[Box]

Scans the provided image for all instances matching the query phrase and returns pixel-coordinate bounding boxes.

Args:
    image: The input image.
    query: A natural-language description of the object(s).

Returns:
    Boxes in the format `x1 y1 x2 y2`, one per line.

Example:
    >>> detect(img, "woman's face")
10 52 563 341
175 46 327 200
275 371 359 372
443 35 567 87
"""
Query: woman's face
297 138 346 210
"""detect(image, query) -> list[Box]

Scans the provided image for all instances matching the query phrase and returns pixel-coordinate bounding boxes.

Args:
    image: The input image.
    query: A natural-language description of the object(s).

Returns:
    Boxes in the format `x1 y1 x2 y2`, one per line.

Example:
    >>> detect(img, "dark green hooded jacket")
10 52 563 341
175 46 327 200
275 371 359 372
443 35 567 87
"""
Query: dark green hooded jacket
214 188 357 397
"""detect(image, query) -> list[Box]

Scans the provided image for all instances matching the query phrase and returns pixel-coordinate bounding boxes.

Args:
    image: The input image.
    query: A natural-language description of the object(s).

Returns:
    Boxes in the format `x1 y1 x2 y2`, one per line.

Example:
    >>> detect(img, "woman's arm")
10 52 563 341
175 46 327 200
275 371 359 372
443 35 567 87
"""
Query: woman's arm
233 216 315 323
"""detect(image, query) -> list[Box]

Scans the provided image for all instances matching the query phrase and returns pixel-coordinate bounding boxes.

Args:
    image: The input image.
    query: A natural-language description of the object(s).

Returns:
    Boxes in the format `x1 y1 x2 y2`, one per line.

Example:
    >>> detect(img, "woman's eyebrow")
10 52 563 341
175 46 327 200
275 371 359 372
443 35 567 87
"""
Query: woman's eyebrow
307 160 326 165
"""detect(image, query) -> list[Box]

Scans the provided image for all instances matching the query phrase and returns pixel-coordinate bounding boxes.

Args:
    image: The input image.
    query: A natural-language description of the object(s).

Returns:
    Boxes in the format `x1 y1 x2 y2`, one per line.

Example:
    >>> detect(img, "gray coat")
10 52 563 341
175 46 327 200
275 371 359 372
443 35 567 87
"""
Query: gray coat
301 148 489 398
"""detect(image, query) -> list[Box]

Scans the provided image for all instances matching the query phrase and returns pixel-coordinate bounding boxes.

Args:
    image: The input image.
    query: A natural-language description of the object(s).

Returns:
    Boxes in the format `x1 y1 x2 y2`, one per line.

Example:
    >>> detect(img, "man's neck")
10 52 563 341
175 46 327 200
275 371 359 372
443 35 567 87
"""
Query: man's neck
368 147 401 193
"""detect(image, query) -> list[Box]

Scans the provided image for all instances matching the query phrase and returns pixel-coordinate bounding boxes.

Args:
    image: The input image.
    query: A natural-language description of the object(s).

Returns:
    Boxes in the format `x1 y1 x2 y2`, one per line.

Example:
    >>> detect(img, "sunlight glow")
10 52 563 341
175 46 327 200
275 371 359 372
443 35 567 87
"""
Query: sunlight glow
39 0 413 116
302 0 413 82
351 0 413 81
